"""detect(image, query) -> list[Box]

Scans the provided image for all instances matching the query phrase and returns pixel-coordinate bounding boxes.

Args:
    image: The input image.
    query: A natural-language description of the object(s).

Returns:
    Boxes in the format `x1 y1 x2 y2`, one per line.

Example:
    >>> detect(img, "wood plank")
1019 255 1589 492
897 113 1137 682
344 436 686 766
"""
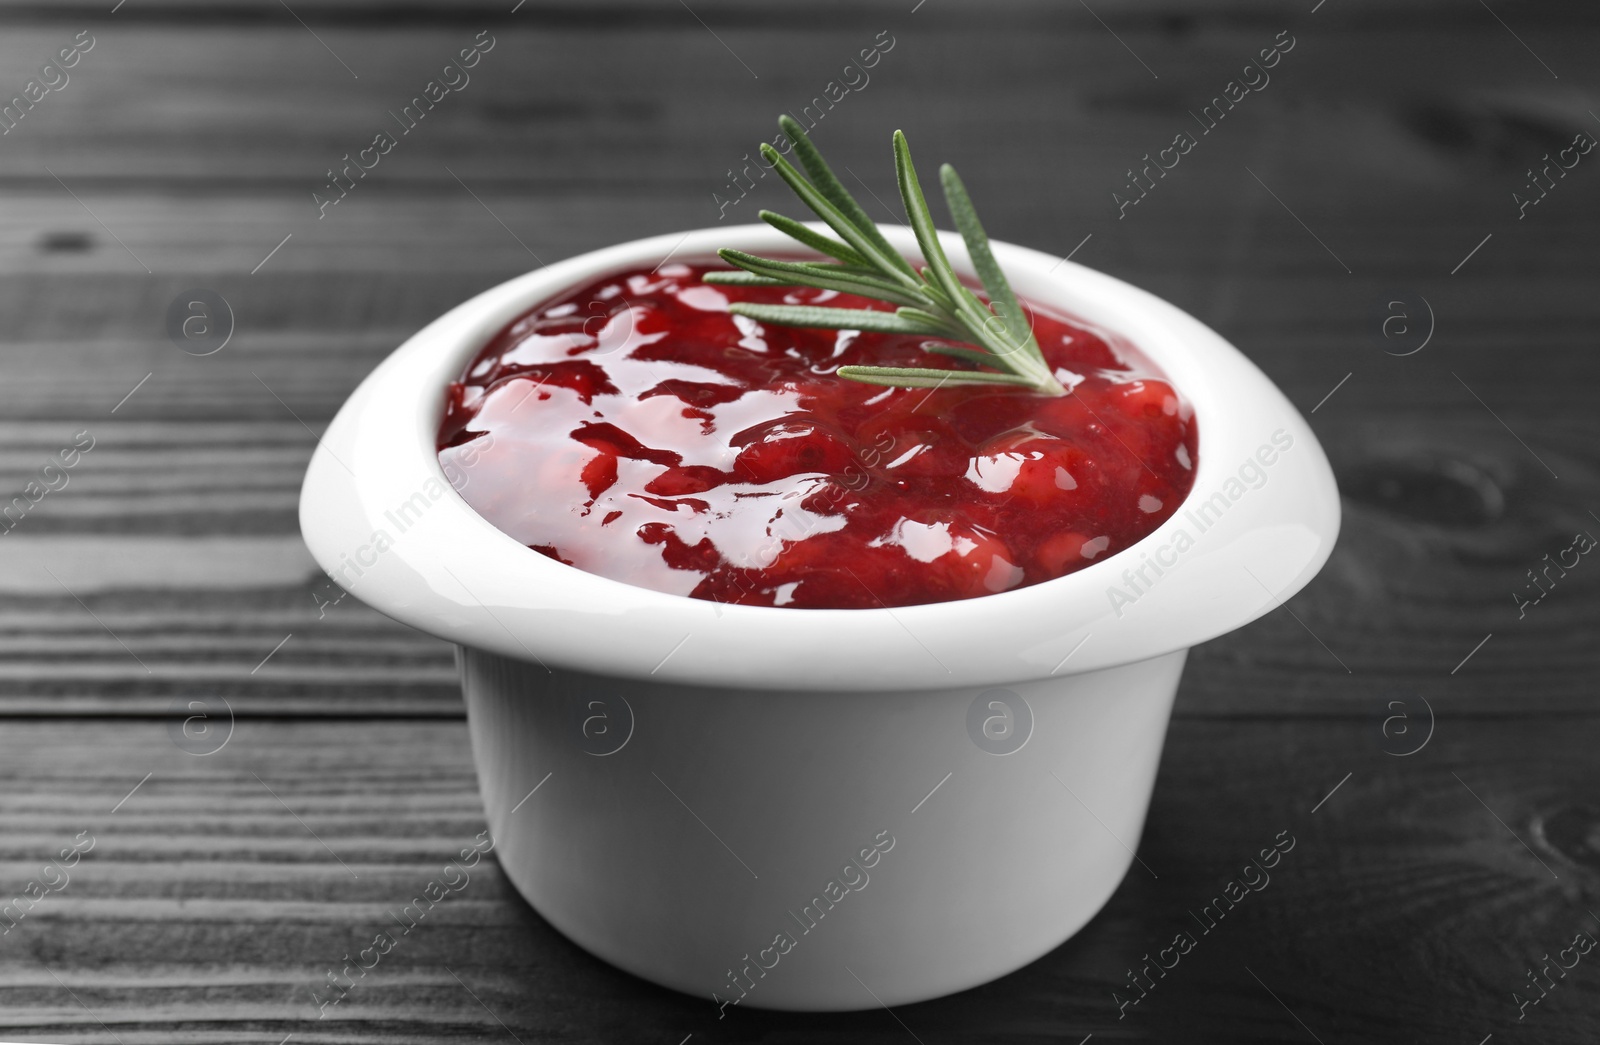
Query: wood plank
0 0 1563 20
0 446 1588 715
0 5 1595 1043
0 406 1596 717
0 390 1591 717
0 212 1596 421
0 20 1594 202
0 715 1596 1042
0 466 1597 716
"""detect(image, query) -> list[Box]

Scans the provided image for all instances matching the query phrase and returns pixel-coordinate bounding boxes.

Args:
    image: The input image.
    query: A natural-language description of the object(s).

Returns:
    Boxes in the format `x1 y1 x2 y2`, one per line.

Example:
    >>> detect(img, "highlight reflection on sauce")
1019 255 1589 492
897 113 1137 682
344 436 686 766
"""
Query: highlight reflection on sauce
438 260 1198 609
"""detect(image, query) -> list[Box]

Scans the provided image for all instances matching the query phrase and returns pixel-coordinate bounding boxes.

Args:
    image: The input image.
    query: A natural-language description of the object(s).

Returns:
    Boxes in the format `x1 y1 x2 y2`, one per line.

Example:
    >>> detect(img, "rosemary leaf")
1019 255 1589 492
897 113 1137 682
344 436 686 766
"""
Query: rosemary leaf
891 131 966 314
895 305 951 329
761 144 917 286
940 163 1034 356
711 117 1068 397
919 342 998 367
759 210 869 267
718 249 926 307
777 115 917 280
835 365 1037 389
728 303 950 337
914 267 956 312
702 271 795 287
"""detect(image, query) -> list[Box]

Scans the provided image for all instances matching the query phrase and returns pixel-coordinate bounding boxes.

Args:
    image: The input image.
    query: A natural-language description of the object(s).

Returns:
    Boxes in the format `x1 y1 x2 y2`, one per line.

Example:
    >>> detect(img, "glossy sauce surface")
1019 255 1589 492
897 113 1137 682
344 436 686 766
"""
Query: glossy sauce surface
438 261 1198 609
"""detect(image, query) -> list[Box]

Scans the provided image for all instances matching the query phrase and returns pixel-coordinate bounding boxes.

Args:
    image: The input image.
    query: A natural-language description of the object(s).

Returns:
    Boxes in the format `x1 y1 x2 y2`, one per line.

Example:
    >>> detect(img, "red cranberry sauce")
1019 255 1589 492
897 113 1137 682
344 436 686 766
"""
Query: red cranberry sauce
437 260 1198 609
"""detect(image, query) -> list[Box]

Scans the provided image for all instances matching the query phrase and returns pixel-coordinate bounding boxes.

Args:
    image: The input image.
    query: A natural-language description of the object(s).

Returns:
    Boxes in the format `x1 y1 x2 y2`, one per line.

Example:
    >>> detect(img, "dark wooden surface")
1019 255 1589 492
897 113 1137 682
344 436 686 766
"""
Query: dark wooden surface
2 1 1599 1041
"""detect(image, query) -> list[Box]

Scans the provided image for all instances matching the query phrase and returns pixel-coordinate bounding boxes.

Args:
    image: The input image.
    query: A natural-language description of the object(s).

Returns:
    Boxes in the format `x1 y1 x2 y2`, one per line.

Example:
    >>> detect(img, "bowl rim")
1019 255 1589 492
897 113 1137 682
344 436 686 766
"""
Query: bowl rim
298 223 1341 692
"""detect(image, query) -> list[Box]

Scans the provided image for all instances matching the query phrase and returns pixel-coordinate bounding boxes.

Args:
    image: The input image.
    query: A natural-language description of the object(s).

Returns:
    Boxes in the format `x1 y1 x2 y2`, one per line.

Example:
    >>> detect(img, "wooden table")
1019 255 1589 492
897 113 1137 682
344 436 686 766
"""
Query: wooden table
2 1 1598 1041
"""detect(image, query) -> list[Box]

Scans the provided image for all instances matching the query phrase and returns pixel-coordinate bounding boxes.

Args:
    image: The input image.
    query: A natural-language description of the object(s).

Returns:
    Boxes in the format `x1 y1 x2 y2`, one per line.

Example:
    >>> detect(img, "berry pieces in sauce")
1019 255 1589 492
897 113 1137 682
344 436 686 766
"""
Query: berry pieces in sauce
437 261 1197 609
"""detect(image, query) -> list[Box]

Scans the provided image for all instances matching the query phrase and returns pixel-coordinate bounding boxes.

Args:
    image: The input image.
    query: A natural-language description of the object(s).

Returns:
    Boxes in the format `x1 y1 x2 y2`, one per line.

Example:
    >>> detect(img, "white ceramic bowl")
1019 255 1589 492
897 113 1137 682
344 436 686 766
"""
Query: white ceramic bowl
299 224 1339 1012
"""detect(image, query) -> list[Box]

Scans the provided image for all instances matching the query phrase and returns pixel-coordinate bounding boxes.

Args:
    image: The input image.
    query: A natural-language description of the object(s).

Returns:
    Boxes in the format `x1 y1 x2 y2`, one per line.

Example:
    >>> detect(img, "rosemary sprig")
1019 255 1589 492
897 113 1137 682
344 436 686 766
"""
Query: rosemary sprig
705 115 1066 396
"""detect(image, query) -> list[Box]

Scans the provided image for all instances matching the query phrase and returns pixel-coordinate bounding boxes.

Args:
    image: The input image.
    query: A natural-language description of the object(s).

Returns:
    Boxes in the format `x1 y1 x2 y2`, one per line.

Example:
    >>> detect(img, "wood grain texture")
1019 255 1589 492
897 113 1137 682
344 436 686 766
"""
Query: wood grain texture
0 15 1590 717
2 1 1599 1041
1 717 1598 1043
